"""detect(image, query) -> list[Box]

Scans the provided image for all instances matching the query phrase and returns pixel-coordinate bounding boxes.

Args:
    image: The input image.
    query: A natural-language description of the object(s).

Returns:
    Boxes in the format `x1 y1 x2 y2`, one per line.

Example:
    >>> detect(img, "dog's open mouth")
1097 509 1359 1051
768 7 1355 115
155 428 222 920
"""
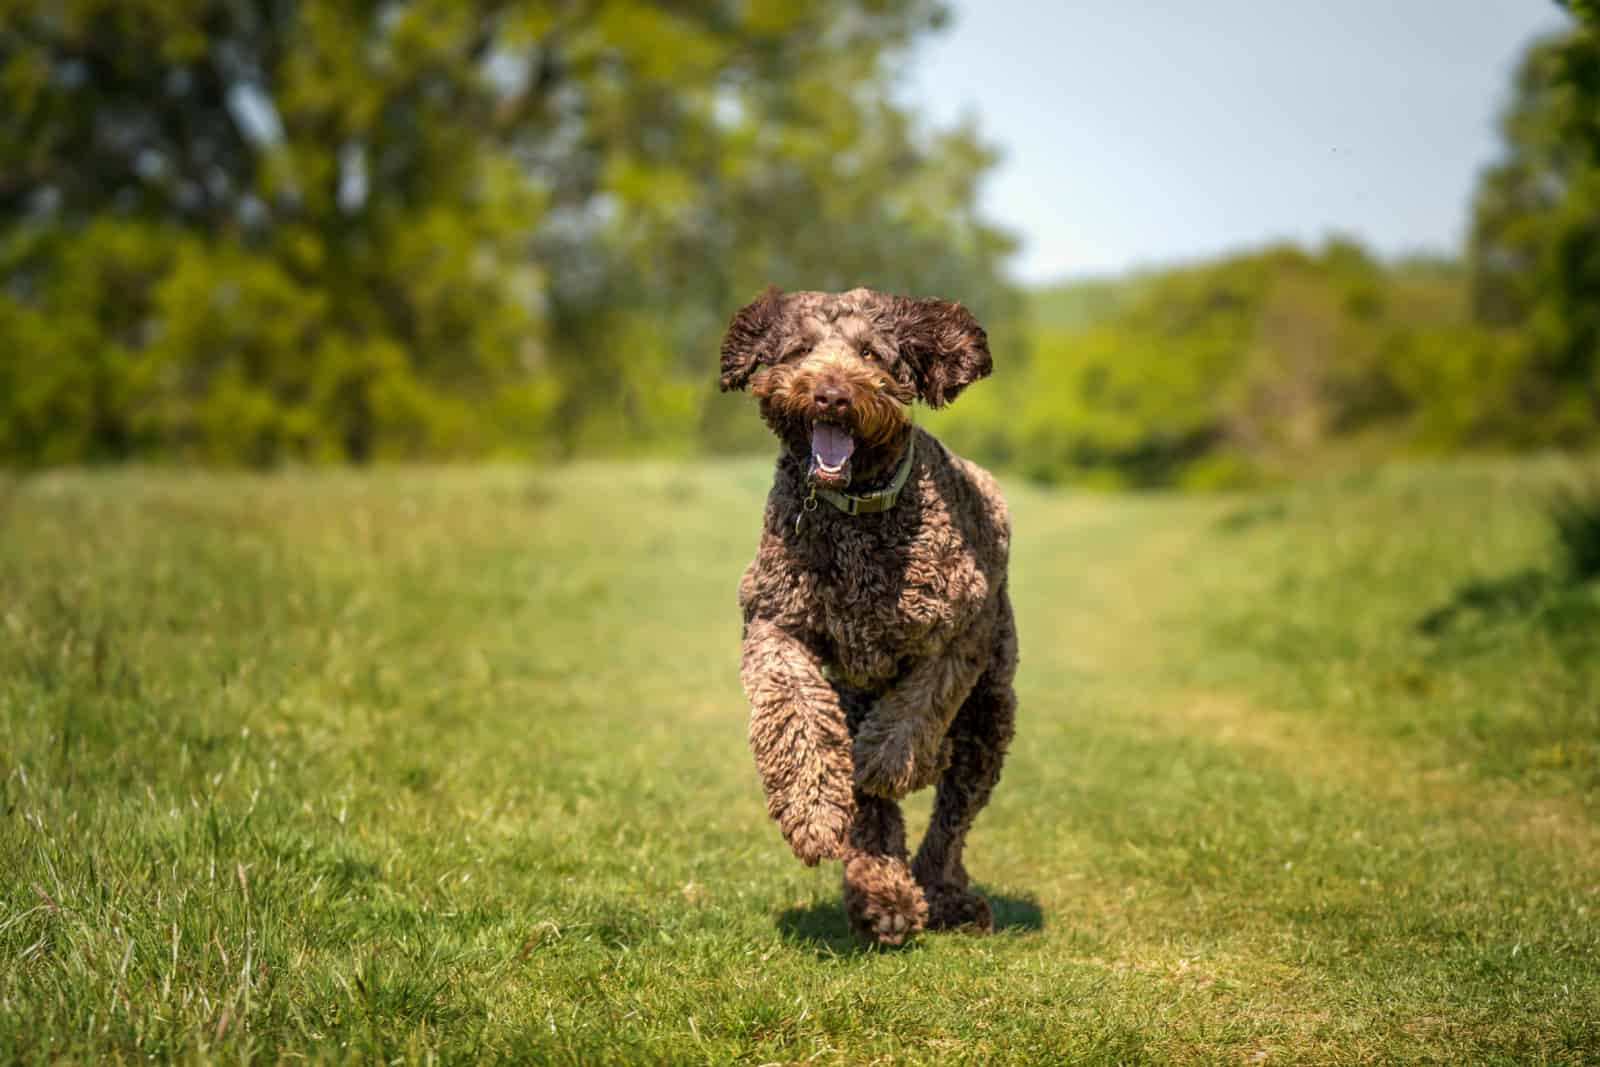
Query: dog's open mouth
809 421 855 487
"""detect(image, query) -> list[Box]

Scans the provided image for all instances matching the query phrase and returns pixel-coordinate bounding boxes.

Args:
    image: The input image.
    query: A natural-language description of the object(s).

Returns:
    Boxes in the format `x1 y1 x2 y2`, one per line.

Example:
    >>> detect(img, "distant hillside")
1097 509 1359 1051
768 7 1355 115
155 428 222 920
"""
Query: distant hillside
1024 276 1145 332
933 240 1531 488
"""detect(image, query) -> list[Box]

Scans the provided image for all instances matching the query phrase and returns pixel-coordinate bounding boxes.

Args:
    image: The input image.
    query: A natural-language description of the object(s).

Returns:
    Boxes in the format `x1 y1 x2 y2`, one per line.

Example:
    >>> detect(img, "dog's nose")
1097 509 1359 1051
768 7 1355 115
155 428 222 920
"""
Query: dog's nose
813 382 850 414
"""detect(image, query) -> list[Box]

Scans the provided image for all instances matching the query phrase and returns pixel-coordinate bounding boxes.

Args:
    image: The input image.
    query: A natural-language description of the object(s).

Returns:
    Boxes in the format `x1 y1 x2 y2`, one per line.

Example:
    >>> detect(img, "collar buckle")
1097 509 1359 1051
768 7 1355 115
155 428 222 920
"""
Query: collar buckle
795 487 819 533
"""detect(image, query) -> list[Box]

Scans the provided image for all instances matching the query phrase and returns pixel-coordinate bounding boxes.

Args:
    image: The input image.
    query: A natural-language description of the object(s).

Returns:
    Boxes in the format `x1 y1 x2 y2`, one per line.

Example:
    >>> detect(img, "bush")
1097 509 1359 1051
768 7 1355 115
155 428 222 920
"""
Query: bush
1549 470 1600 583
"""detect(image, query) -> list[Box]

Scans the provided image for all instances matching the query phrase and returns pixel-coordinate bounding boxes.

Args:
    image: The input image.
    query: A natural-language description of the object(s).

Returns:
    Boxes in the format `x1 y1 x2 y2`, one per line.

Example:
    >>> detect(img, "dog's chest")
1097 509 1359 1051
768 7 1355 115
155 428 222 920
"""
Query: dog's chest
802 513 992 688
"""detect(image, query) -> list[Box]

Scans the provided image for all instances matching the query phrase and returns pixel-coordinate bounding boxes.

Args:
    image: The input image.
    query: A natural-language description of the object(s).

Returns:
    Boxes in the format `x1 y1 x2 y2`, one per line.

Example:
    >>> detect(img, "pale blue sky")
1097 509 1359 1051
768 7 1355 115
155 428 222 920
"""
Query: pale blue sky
904 1 1574 281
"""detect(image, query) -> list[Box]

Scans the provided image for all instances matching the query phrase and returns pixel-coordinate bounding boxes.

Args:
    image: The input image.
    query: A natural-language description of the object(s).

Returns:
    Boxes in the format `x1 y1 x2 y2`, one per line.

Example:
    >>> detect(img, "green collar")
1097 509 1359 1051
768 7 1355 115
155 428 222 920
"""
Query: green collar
812 433 916 517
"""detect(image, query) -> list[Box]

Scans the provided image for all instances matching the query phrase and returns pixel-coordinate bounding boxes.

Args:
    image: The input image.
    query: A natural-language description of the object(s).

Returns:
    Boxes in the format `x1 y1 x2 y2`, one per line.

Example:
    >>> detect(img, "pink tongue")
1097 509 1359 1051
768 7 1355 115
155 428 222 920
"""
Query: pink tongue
810 423 856 469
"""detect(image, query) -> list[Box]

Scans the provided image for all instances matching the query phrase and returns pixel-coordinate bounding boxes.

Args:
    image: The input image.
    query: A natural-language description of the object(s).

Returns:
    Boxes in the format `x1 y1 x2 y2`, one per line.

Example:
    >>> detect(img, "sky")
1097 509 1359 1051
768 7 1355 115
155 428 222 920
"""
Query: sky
904 0 1575 283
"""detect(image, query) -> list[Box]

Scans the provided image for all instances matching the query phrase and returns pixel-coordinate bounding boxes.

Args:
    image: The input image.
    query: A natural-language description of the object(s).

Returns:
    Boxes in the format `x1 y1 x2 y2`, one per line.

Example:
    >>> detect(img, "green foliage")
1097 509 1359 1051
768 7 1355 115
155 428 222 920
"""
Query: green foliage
0 0 552 464
0 0 1018 466
1024 275 1145 333
1561 0 1599 27
1468 18 1600 445
3 3 1594 482
2 461 1597 1061
1549 468 1600 581
939 243 1520 488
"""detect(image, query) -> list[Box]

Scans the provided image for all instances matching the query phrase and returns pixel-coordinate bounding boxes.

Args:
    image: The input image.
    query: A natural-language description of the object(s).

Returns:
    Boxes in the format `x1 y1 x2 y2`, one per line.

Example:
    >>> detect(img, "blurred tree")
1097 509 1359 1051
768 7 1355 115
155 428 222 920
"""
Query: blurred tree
0 0 549 463
934 241 1495 489
1468 13 1600 445
0 0 1018 465
515 2 1020 452
1561 1 1598 27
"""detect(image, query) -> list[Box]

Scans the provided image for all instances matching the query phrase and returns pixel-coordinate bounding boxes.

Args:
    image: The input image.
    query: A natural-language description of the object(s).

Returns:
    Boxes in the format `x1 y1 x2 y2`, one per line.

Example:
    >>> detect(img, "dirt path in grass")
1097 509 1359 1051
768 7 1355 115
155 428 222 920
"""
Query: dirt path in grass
989 492 1600 1061
1016 491 1600 877
1158 691 1600 873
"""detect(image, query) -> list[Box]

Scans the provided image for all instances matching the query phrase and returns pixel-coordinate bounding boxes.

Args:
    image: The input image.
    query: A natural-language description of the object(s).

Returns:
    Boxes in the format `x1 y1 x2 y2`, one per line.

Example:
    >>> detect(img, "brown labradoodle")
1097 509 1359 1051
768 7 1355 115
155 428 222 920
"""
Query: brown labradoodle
721 285 1017 946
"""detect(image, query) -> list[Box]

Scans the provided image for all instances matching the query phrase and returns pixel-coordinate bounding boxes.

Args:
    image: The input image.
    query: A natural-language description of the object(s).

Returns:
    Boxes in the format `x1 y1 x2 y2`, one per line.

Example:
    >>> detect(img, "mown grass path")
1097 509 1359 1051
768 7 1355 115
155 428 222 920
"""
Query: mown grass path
1 462 1596 1064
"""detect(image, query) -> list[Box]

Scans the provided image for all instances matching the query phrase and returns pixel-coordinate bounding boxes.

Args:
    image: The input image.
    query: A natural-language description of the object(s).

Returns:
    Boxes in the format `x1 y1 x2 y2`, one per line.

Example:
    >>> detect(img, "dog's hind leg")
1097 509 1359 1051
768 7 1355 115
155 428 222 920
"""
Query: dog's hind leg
911 593 1017 932
841 788 929 946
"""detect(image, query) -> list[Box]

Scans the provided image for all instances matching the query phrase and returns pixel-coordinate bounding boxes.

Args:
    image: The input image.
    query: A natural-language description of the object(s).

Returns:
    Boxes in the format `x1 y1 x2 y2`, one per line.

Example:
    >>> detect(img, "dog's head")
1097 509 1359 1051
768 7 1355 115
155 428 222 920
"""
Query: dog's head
719 286 991 489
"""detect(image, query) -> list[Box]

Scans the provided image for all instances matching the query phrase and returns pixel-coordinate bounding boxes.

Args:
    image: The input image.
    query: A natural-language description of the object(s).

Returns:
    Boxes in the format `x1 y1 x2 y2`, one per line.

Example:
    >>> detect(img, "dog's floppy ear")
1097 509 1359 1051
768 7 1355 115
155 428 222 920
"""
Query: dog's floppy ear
720 285 785 392
894 296 992 408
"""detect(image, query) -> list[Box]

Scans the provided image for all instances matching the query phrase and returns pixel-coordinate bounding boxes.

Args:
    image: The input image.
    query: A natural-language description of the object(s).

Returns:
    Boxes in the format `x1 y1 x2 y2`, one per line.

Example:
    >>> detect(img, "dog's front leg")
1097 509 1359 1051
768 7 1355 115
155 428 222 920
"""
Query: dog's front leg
852 632 986 799
742 618 855 865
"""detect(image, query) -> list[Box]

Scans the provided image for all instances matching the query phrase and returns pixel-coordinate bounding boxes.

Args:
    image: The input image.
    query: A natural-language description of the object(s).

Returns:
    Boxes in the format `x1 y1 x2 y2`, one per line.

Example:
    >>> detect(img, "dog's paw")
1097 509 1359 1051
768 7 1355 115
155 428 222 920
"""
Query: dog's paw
852 722 918 798
922 883 994 933
843 853 928 946
784 823 849 867
775 794 853 867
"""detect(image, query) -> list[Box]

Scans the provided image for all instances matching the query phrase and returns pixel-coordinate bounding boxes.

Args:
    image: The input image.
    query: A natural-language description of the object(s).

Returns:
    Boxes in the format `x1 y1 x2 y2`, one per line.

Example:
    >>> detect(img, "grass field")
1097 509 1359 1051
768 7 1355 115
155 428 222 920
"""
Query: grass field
2 458 1598 1064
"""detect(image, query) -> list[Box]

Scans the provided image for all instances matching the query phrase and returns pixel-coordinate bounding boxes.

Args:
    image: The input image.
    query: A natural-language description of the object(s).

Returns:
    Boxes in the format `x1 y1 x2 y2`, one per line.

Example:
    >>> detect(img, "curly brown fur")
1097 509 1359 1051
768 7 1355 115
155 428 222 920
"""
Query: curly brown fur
726 286 1016 945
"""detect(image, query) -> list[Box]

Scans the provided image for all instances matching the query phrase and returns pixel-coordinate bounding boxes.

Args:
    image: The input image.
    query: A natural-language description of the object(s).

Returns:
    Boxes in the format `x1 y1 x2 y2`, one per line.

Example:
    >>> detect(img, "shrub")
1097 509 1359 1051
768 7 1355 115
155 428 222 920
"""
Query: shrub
1549 469 1600 583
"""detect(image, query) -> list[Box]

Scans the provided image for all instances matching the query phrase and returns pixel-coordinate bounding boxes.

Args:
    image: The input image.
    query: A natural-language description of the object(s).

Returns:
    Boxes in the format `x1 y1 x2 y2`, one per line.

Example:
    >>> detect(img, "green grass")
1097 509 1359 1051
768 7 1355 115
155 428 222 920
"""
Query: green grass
2 458 1598 1064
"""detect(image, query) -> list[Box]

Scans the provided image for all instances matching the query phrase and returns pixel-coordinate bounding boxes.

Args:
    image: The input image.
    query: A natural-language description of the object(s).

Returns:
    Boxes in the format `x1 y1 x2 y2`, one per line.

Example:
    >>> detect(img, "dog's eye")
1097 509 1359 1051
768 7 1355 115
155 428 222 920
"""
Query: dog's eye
860 346 876 361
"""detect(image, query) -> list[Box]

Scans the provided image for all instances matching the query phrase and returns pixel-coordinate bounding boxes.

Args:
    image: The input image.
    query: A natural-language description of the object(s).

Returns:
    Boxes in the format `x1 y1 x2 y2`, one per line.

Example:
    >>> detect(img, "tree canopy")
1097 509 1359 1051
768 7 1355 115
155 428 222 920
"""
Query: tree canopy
2 2 1595 483
0 0 1018 465
1468 8 1600 445
929 243 1515 488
